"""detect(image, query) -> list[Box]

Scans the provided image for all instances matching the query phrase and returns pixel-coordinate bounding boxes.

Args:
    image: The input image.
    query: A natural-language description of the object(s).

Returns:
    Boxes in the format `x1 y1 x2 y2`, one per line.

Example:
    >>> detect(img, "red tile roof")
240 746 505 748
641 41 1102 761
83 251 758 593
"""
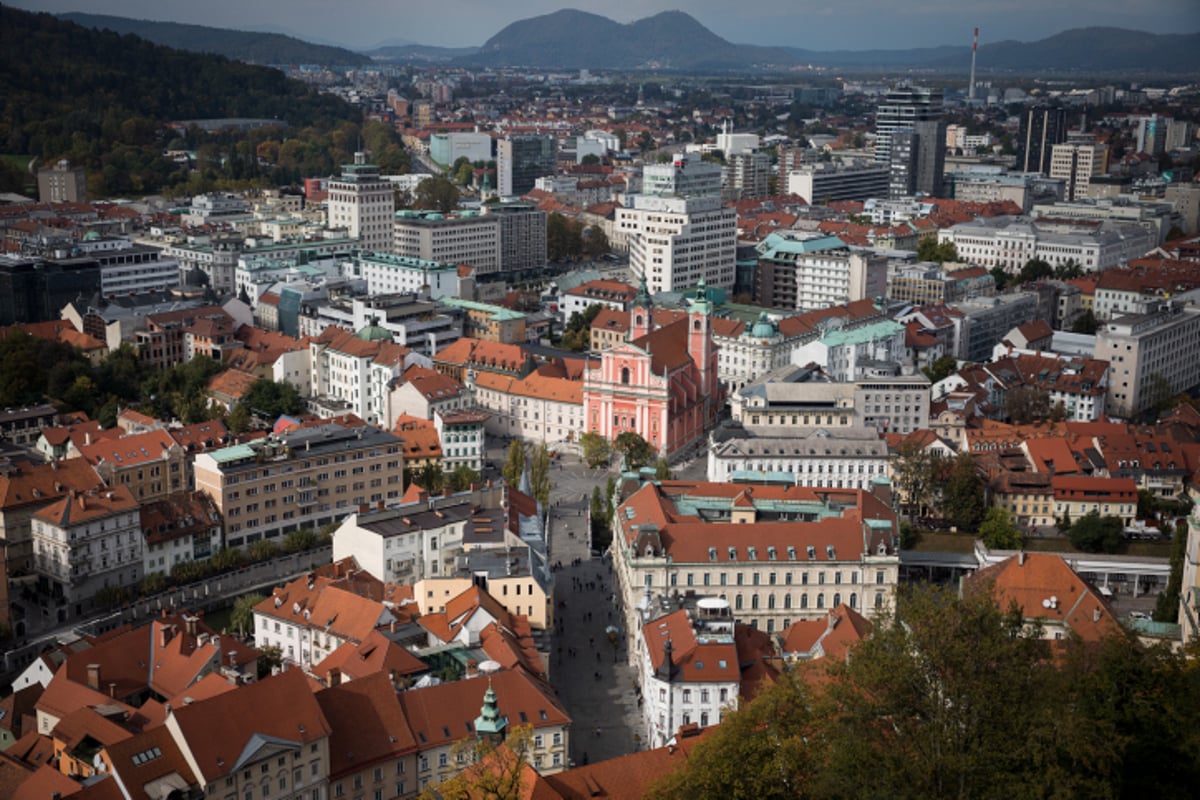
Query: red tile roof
168 669 331 783
312 630 428 684
314 672 418 779
781 604 872 661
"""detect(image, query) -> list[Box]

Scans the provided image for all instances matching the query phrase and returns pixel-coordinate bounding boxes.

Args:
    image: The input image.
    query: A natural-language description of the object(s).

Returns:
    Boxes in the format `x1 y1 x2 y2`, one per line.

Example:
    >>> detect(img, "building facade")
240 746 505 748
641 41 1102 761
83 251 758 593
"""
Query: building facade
327 152 396 253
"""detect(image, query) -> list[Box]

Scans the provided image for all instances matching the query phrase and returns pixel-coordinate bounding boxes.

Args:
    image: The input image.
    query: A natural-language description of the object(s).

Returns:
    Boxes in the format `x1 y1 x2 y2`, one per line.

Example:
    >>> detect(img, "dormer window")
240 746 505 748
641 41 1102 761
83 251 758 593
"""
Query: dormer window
708 547 717 562
787 546 797 560
767 546 777 561
747 546 757 560
728 547 737 561
827 545 836 560
806 546 815 560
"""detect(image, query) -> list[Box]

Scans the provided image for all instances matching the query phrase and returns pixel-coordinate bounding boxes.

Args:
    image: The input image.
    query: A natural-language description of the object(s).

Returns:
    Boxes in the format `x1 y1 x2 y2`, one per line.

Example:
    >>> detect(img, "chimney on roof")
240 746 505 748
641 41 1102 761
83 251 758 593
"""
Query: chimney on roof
1093 607 1101 623
161 623 174 649
185 616 197 637
1018 551 1026 566
86 663 101 690
85 432 92 447
109 682 116 698
328 667 341 687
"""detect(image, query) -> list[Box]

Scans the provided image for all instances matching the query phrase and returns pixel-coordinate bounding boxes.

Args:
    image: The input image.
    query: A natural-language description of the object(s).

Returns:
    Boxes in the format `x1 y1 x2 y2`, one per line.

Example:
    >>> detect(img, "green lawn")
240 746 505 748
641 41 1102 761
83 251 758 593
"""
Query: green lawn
907 531 1171 559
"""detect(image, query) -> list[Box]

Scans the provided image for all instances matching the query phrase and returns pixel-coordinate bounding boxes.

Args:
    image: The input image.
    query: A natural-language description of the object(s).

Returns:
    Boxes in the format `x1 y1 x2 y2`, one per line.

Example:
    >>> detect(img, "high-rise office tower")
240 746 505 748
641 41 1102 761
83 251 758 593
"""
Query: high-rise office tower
1018 107 1068 174
889 120 946 198
1136 115 1170 156
874 85 944 166
327 152 395 253
497 135 557 197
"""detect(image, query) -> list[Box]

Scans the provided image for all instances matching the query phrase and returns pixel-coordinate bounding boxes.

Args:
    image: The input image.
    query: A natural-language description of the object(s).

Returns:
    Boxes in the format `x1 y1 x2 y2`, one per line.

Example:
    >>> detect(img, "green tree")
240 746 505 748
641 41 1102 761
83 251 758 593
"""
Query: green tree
413 176 460 213
942 453 985 529
1004 385 1051 425
916 238 959 264
580 153 601 165
448 464 480 492
283 528 318 553
654 458 672 480
648 670 822 800
529 443 552 508
978 507 1023 549
614 431 656 470
893 441 938 519
590 485 607 527
242 378 305 421
580 431 610 468
93 586 131 610
1018 257 1053 284
1071 309 1098 334
227 402 251 435
416 462 445 493
921 355 958 384
248 539 280 562
989 266 1010 292
231 592 265 636
1145 373 1176 419
1054 260 1084 280
1068 511 1124 553
1153 518 1187 622
257 644 283 679
582 226 610 259
502 440 526 488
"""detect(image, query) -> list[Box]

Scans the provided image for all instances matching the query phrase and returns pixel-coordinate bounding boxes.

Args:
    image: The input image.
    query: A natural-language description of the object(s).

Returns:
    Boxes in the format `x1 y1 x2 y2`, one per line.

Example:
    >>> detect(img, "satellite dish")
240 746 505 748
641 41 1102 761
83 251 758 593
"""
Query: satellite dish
478 660 503 675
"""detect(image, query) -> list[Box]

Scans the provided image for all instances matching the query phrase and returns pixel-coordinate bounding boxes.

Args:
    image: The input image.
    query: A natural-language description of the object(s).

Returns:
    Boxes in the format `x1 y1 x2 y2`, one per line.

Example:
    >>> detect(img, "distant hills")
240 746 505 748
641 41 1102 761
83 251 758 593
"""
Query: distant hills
456 10 1200 72
58 12 372 66
47 8 1200 73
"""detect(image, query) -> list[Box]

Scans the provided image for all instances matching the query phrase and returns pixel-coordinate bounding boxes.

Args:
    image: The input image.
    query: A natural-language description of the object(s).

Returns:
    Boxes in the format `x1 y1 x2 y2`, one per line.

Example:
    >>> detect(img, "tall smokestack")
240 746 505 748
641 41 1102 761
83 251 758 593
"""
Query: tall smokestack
968 27 979 102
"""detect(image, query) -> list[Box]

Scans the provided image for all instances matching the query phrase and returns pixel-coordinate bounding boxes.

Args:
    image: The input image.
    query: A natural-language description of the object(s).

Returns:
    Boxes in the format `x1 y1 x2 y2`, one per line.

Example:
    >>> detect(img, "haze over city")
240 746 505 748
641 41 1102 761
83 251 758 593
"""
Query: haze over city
14 0 1200 50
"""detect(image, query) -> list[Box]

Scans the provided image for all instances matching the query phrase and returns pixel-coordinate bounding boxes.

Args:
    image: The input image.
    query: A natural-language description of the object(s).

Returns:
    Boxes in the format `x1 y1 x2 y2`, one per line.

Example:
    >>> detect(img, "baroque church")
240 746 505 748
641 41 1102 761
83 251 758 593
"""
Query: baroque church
582 281 722 456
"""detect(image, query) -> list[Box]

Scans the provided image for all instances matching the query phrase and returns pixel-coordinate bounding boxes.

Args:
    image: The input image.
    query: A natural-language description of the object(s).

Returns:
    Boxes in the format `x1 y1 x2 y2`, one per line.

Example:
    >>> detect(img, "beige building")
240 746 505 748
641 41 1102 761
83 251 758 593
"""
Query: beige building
1049 136 1108 202
327 152 395 253
37 159 87 203
393 210 501 274
1094 303 1200 419
194 421 404 549
611 479 900 647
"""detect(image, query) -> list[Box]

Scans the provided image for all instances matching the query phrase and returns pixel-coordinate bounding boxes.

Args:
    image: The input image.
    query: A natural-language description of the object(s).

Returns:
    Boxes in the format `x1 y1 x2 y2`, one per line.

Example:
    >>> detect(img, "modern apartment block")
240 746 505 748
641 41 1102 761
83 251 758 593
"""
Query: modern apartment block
1095 302 1200 419
37 158 87 203
193 421 405 549
888 120 946 199
328 152 395 253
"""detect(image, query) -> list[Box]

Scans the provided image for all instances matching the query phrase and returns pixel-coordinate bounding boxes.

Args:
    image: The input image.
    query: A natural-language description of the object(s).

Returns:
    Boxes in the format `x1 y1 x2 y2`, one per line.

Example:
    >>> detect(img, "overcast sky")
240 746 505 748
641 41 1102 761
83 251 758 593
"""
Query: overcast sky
14 0 1200 51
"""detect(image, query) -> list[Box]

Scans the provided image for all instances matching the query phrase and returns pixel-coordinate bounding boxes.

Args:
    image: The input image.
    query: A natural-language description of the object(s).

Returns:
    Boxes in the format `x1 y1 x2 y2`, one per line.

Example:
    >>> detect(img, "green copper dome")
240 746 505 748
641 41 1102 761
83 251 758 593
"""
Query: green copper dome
751 312 777 339
355 316 394 343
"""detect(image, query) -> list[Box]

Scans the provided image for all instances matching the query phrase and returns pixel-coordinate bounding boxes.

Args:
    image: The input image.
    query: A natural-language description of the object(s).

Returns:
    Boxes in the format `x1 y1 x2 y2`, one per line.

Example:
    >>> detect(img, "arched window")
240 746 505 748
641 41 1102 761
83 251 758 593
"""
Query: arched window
875 593 884 609
735 594 744 610
833 593 841 608
635 314 644 327
849 593 858 609
816 593 825 609
751 594 759 610
693 319 701 331
767 594 776 609
621 367 630 385
784 594 792 609
800 594 808 609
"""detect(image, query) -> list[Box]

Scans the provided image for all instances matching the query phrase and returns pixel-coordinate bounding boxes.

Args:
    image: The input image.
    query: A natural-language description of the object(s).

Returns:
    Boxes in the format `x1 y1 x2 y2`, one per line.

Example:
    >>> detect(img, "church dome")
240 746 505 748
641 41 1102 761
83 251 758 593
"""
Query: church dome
750 312 777 339
355 317 394 342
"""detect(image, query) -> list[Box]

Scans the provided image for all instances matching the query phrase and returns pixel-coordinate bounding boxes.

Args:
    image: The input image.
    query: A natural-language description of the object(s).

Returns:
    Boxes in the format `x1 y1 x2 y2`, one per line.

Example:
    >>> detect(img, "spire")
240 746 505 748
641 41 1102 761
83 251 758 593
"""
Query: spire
474 677 508 740
634 273 651 310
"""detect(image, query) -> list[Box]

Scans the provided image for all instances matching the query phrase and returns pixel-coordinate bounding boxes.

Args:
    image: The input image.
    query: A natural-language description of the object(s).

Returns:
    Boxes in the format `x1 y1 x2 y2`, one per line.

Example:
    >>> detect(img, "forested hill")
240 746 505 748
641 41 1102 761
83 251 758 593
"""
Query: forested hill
0 7 398 198
59 12 372 67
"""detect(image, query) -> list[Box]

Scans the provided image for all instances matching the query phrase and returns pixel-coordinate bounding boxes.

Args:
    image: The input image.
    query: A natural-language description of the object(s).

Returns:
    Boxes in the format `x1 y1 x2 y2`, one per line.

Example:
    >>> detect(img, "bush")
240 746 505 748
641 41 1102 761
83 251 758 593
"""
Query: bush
1068 511 1124 554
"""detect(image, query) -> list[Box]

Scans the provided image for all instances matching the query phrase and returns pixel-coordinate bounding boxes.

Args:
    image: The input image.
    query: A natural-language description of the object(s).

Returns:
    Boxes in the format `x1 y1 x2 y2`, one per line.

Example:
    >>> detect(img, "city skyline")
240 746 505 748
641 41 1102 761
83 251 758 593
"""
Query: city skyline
13 0 1200 52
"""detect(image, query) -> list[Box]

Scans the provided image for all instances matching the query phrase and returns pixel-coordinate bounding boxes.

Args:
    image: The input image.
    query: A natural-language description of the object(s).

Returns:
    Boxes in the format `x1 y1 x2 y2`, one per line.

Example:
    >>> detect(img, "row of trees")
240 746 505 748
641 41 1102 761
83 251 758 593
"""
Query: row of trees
649 583 1200 799
892 444 985 529
403 462 481 495
501 441 552 508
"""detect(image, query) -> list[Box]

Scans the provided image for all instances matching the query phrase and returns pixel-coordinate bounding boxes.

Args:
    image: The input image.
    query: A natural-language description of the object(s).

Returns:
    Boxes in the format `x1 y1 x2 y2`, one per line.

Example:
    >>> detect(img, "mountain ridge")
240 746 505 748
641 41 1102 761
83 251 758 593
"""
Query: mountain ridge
58 12 372 66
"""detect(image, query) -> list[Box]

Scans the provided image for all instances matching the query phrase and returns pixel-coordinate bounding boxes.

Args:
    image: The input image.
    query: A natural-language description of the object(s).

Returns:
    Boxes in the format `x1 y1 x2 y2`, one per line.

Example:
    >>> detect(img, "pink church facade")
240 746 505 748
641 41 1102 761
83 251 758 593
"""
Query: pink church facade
582 289 721 457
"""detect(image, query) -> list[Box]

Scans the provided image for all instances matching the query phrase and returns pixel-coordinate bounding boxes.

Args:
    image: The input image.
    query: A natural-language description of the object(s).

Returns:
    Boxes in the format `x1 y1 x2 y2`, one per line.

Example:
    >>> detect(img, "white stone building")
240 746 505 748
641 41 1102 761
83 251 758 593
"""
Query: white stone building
707 423 890 489
31 486 142 607
617 195 737 293
327 152 395 253
936 216 1155 274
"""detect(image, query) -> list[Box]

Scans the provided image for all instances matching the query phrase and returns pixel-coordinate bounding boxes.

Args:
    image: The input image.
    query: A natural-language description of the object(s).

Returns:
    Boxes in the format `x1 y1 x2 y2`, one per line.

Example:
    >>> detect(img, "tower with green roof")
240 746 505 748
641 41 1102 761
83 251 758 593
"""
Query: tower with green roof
474 678 508 744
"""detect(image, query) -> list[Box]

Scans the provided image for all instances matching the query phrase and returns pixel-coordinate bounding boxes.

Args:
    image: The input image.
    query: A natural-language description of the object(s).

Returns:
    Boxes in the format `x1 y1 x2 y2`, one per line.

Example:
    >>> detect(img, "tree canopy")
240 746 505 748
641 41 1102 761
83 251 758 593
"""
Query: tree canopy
650 583 1200 799
413 176 461 213
614 431 656 470
1068 511 1124 553
915 238 959 264
978 507 1023 549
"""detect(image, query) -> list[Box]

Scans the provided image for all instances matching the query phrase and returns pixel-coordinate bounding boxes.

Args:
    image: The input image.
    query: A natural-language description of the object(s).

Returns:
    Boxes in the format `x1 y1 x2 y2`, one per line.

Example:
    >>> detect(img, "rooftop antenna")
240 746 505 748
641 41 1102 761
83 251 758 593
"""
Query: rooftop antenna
968 27 979 102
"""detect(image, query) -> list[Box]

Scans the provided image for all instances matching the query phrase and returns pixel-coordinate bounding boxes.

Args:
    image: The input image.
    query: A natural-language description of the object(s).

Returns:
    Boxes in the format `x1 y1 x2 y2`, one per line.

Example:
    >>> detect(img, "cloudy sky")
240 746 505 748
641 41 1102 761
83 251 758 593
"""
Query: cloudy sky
13 0 1200 51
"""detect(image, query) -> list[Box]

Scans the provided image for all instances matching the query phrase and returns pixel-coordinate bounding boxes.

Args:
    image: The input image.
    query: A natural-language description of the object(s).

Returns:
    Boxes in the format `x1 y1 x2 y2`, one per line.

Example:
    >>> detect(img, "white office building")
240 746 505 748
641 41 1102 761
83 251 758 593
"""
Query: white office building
327 152 395 253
